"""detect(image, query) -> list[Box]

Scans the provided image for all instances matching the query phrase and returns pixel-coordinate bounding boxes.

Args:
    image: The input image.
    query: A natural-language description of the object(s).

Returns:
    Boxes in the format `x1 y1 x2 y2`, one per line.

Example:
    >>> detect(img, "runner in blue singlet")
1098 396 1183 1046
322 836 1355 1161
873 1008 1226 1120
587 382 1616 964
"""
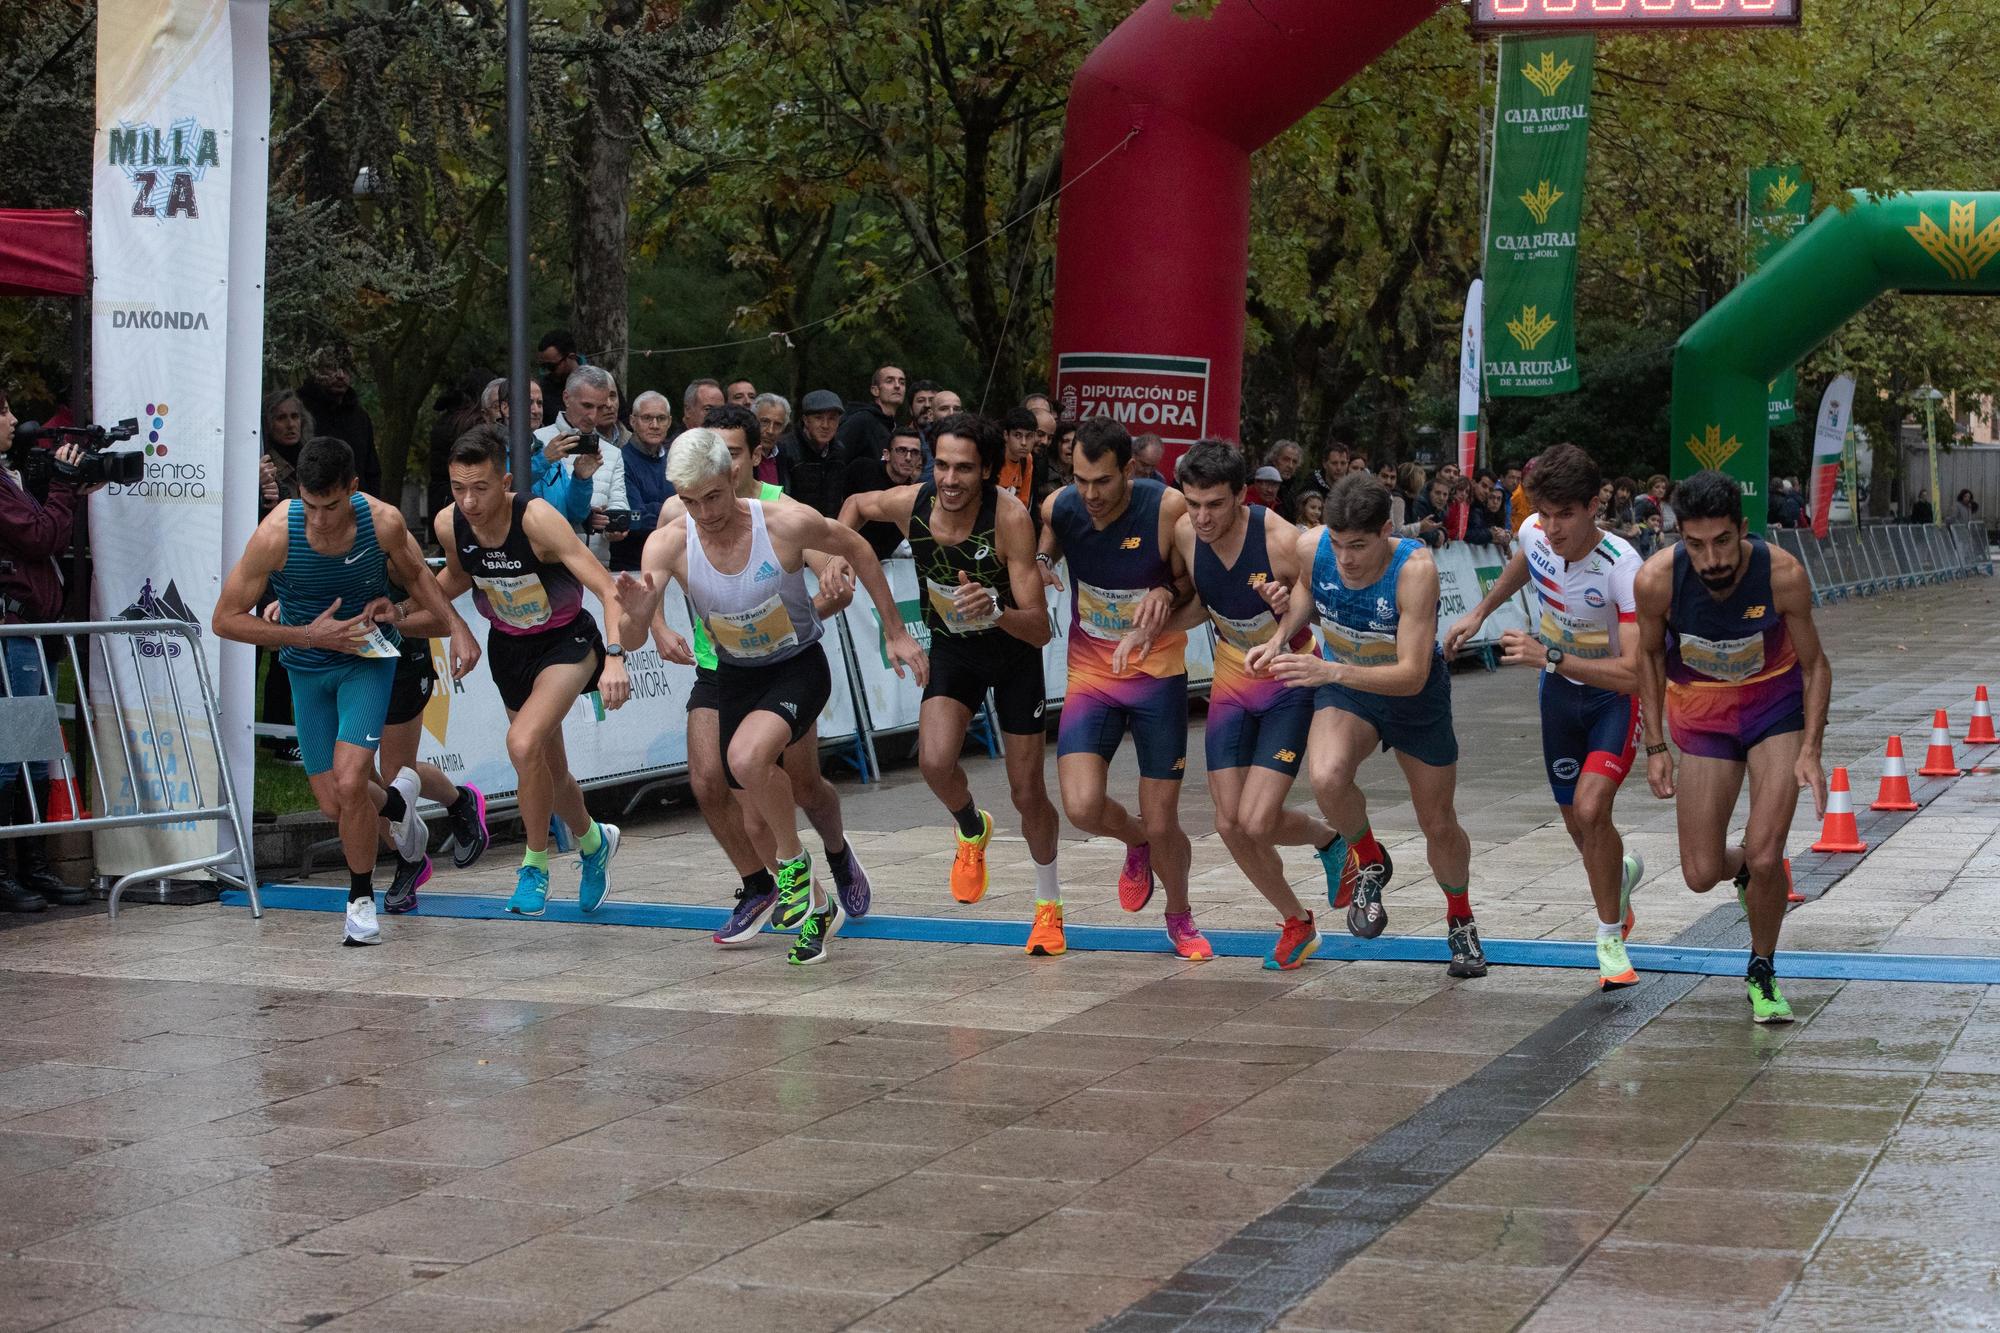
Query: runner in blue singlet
1251 472 1487 979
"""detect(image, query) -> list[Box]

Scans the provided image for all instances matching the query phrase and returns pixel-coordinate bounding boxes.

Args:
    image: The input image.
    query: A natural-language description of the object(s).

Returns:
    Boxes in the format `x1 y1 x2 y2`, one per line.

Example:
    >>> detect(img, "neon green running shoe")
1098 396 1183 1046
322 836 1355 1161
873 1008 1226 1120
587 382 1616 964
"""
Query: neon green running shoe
1619 851 1643 940
1746 958 1794 1024
1596 933 1638 990
772 853 813 932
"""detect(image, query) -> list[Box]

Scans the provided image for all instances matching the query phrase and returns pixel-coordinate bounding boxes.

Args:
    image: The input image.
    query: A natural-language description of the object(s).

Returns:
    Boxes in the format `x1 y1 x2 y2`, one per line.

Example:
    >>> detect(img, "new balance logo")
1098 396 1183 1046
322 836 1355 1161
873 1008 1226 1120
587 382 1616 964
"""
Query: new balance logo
754 561 781 581
1121 537 1143 550
1274 748 1297 764
1743 605 1767 619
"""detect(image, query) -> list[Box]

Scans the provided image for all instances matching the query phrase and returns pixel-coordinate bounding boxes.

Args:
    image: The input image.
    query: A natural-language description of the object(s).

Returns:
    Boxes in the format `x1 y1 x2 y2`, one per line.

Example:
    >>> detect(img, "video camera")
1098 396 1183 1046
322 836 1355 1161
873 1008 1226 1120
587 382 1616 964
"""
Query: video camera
8 419 147 489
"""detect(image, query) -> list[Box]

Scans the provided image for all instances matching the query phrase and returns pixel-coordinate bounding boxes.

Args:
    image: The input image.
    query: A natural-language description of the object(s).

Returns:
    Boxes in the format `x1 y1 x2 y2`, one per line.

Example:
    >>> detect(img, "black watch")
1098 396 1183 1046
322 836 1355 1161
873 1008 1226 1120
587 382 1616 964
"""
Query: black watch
1542 645 1565 674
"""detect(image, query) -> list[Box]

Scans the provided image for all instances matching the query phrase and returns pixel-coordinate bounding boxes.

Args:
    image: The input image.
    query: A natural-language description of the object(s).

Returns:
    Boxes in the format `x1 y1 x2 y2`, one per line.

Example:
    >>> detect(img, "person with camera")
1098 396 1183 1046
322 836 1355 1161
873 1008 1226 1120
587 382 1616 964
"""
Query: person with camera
0 393 102 911
529 366 611 533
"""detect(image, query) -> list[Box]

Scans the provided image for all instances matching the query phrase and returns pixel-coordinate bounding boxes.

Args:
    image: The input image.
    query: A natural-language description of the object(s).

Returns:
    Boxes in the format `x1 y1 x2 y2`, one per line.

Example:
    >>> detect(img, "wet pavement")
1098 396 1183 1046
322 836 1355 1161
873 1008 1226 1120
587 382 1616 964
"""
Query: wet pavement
1 580 1998 1330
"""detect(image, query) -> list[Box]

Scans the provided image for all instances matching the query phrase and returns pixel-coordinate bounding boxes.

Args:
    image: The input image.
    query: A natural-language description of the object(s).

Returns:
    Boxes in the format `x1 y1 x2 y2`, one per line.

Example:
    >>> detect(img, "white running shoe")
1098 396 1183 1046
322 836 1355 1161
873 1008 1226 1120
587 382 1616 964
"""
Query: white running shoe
389 768 428 862
344 895 381 947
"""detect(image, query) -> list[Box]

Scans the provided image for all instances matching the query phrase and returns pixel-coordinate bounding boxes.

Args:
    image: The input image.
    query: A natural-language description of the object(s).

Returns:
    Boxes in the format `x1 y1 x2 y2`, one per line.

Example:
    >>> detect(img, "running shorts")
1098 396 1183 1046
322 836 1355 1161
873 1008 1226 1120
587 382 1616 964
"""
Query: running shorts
718 641 833 789
288 657 396 776
925 632 1048 735
486 611 605 714
1057 672 1190 781
1540 676 1639 806
1313 654 1458 769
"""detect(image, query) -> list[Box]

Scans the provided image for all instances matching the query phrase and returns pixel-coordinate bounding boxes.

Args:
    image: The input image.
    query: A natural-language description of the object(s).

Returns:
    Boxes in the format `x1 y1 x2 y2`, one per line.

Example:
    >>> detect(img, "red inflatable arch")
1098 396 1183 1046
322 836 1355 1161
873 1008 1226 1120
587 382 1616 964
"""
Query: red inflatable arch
1050 0 1443 465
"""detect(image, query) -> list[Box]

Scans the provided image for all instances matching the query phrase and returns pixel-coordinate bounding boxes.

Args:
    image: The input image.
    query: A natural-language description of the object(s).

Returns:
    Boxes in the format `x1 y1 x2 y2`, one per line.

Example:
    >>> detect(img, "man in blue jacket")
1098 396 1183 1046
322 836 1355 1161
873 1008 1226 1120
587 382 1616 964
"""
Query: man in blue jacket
611 390 674 571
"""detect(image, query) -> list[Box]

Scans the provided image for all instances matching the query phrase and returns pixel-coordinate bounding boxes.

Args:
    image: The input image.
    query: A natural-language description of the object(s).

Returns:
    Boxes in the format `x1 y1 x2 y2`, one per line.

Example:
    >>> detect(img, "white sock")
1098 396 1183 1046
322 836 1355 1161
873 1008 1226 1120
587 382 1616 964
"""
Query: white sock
1597 919 1621 942
1035 858 1061 903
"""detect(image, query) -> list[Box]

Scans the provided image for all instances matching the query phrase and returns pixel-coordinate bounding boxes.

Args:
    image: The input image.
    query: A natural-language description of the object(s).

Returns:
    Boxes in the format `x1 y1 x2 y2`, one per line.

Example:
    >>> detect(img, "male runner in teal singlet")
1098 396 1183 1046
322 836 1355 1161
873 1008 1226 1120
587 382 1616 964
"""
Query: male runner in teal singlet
1253 472 1487 978
215 436 477 946
1446 443 1647 991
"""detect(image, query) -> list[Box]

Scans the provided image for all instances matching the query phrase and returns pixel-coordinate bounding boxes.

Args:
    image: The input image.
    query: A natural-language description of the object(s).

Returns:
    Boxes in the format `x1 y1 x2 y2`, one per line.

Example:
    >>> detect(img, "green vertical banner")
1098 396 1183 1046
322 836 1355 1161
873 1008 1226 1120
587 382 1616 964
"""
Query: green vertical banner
1748 165 1813 424
1483 35 1593 397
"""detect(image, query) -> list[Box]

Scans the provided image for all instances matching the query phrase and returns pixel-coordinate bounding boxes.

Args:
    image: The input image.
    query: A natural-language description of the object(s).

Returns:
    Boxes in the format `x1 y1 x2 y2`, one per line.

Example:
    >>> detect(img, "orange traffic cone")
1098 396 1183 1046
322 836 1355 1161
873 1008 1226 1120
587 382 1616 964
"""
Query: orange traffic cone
1811 767 1868 853
46 726 87 822
1785 857 1804 905
1871 736 1919 811
1969 687 1998 744
1919 710 1961 777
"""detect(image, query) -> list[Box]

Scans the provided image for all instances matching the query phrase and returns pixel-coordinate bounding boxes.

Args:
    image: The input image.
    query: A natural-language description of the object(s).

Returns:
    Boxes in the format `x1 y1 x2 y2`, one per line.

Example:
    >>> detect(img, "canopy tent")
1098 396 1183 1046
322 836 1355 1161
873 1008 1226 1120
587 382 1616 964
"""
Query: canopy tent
0 209 88 298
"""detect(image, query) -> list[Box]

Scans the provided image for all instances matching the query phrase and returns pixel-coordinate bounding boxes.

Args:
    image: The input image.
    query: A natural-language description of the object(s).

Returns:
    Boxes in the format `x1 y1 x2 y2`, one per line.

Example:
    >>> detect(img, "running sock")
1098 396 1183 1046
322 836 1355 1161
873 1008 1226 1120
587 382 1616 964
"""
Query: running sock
348 872 372 903
1596 920 1622 942
379 788 407 823
743 869 775 899
1034 858 1061 903
951 801 985 840
1352 825 1384 863
1314 831 1338 853
523 847 550 872
1441 885 1472 918
578 821 604 856
828 845 856 888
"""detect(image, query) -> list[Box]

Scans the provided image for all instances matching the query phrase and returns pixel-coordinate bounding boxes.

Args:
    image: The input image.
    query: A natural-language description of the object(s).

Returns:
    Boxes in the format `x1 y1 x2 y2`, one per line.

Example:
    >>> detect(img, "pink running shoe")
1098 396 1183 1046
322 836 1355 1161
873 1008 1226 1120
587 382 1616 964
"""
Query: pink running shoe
1165 911 1213 961
1118 843 1155 913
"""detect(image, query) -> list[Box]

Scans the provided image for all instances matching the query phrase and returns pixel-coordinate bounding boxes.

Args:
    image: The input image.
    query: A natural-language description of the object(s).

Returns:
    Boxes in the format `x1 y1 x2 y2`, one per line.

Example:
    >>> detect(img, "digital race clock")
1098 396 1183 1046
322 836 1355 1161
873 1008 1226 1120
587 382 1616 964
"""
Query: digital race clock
1470 0 1801 32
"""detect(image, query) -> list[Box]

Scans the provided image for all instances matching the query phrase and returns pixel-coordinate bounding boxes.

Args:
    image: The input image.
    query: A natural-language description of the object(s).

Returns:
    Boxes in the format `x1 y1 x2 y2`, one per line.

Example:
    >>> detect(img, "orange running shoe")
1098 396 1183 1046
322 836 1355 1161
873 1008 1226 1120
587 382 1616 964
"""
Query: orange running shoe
1025 901 1066 956
1264 913 1322 971
1165 910 1212 961
1118 842 1155 912
950 810 994 904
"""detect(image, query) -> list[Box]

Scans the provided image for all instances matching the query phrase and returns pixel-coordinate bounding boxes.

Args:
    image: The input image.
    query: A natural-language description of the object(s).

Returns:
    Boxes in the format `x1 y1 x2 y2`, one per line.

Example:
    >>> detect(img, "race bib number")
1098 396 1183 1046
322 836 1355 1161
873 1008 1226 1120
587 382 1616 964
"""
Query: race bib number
475 573 554 631
1538 610 1613 660
1210 606 1278 652
706 592 800 660
1074 581 1147 643
1320 620 1398 667
926 577 1001 634
356 624 401 660
1677 631 1765 684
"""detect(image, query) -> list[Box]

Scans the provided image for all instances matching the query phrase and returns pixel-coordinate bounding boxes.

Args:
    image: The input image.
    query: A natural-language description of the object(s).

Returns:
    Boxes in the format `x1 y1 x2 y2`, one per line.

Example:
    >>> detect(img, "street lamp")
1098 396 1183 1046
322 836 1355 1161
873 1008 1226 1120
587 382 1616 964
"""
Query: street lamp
1919 385 1945 527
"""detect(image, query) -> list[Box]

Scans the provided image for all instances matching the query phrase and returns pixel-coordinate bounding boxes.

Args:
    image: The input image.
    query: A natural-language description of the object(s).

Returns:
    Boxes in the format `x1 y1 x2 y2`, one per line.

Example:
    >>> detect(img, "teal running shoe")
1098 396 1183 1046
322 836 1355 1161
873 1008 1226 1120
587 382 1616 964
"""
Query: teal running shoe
507 863 550 917
578 822 621 914
1316 835 1352 909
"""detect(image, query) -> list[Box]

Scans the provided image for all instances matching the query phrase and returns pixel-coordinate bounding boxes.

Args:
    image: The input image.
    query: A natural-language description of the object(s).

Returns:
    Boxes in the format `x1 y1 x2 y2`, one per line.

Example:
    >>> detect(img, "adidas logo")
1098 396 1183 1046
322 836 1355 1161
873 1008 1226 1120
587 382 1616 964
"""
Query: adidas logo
780 701 799 717
754 561 781 581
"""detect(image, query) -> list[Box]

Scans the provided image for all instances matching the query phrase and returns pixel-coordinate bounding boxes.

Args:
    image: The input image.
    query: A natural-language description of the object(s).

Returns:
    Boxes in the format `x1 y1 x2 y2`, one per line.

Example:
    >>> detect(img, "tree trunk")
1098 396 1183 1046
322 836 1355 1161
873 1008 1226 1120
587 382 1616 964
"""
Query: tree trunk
571 1 642 391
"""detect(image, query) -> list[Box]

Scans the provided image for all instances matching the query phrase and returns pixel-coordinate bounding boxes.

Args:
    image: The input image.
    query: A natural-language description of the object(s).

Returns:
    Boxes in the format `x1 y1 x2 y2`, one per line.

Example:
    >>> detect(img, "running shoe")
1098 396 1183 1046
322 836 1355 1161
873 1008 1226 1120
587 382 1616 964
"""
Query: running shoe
446 784 490 870
1619 851 1644 941
1345 846 1393 940
506 863 550 917
1265 913 1322 972
1025 901 1066 956
788 896 847 966
389 768 428 862
714 882 779 945
1166 910 1213 961
1746 957 1794 1024
1317 835 1356 909
1118 843 1155 913
950 812 994 905
383 855 430 915
832 843 872 919
343 895 381 947
1596 933 1638 990
270 742 303 767
1446 919 1488 978
578 822 620 914
772 854 813 932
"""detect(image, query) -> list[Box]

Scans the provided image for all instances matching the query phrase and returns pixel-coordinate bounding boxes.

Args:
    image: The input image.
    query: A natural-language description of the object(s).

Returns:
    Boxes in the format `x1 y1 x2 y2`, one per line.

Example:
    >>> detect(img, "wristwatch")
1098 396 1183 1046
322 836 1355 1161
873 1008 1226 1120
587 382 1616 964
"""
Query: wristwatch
1543 645 1565 674
603 643 626 659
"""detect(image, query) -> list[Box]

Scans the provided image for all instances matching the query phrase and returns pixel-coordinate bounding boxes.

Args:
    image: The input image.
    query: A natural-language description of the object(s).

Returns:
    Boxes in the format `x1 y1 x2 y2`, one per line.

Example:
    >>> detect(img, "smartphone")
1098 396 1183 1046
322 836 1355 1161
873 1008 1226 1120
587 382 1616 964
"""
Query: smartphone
575 430 602 456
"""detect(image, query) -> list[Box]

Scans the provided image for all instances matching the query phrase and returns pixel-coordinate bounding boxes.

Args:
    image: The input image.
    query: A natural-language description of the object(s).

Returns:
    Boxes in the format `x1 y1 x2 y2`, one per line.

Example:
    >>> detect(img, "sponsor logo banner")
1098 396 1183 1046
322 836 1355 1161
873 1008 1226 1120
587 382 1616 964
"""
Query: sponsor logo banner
1055 352 1210 449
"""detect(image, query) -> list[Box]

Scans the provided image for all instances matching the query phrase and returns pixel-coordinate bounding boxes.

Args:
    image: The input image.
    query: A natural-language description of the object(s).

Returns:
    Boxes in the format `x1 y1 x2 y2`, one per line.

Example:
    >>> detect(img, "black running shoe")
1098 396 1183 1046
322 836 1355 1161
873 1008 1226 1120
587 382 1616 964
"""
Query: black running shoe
1345 846 1393 939
788 898 847 966
1446 919 1488 978
384 854 430 915
446 784 490 871
831 843 871 919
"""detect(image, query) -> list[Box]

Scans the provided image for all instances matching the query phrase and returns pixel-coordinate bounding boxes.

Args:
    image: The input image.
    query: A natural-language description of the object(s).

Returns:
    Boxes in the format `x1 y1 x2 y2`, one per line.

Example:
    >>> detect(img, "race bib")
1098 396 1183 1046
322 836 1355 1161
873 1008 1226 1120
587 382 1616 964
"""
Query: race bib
357 624 401 660
706 592 799 660
1677 631 1765 683
1210 606 1278 652
1321 620 1398 667
926 577 1001 634
1538 610 1613 660
475 573 553 631
1074 581 1147 643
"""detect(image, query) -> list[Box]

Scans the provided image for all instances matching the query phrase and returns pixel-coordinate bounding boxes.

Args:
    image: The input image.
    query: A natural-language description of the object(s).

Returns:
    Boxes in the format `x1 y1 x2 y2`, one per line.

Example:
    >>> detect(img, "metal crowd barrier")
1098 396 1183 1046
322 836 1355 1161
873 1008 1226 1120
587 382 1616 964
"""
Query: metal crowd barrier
1767 522 1994 605
0 620 258 918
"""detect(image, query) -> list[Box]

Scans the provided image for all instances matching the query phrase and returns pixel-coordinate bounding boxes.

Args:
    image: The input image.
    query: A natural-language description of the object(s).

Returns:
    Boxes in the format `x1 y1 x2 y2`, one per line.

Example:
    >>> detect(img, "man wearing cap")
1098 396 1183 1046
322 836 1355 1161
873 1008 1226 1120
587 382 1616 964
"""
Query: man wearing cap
1251 465 1283 511
778 390 852 518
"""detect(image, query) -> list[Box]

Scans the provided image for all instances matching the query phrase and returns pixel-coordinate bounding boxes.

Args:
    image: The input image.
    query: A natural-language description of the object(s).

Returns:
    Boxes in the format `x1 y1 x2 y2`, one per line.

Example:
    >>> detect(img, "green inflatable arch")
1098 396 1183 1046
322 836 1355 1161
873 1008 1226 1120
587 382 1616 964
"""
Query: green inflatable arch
1671 190 2000 529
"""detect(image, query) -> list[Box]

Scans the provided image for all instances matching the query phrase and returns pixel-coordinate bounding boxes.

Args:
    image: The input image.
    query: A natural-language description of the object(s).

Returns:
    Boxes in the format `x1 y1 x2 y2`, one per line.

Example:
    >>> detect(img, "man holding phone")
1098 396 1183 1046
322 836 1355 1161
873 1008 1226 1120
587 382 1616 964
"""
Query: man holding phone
532 366 613 532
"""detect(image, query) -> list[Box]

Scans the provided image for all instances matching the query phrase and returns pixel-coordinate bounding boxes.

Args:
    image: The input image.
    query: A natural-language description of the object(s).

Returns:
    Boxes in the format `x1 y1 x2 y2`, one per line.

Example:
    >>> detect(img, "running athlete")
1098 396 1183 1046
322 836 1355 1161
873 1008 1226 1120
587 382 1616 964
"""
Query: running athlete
1038 418 1209 960
1252 472 1487 978
622 429 925 965
214 436 475 946
839 412 1067 952
434 424 636 919
1636 469 1830 1024
1445 443 1646 990
1117 440 1347 969
633 404 869 945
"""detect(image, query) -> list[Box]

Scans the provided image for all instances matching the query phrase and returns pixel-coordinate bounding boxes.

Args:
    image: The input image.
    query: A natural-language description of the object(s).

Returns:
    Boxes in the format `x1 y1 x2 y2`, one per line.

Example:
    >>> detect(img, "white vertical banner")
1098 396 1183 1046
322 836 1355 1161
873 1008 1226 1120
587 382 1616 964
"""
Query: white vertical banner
1458 278 1483 476
89 0 254 875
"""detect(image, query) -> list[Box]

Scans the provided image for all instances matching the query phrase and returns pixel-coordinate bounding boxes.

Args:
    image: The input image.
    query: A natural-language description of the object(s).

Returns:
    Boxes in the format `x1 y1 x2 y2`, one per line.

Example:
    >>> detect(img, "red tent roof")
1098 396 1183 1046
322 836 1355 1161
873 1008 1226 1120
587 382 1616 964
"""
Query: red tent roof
0 210 88 298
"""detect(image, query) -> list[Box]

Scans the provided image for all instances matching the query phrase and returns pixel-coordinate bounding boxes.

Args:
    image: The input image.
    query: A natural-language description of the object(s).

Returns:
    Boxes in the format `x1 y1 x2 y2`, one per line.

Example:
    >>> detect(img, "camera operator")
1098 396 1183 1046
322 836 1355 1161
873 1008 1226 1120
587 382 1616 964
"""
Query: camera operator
0 391 103 912
530 366 610 535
